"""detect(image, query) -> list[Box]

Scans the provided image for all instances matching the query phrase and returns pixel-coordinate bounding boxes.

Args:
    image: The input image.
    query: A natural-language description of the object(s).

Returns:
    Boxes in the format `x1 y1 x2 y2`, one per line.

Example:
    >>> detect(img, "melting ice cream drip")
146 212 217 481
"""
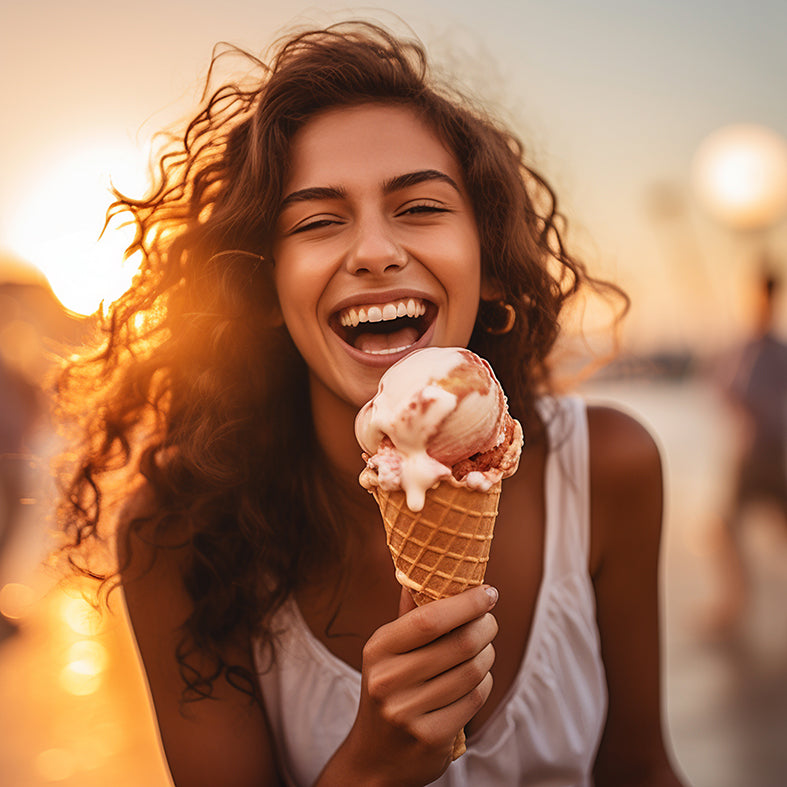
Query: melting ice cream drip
355 347 522 511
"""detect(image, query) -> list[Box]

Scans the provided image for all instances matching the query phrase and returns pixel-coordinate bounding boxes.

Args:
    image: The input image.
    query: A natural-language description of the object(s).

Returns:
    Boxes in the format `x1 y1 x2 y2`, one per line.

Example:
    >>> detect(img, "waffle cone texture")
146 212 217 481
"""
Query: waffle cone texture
371 480 501 759
371 481 501 606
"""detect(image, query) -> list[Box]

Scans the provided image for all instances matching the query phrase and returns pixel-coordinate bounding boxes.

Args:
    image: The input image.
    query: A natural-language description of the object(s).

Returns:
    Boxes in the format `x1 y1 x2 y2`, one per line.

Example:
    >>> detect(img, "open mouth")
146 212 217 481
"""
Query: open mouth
331 297 436 356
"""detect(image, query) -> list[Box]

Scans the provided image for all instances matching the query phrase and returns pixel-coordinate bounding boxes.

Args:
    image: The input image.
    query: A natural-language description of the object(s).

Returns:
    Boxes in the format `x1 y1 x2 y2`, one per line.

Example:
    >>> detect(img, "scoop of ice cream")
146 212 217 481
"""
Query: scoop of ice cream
355 347 523 511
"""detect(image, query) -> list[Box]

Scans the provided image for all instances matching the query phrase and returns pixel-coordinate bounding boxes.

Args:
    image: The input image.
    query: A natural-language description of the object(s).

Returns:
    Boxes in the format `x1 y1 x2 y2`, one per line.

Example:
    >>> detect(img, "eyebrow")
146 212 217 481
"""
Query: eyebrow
279 185 347 209
382 169 461 194
279 169 461 209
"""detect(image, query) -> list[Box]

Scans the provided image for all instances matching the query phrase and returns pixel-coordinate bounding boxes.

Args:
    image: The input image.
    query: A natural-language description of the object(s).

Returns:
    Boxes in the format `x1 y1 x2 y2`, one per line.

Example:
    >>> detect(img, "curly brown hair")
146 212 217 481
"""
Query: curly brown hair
54 21 626 704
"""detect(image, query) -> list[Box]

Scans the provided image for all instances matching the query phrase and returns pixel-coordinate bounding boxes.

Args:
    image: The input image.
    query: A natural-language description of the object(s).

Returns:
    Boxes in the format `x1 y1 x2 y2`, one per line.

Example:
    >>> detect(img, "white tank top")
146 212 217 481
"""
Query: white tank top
254 396 607 786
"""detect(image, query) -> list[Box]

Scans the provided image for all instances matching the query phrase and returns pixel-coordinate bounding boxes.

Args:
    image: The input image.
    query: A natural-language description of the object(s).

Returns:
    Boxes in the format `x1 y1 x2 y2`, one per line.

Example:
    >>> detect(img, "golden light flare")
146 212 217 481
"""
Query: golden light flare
692 124 787 231
59 659 104 696
60 594 104 636
4 141 150 316
66 639 109 675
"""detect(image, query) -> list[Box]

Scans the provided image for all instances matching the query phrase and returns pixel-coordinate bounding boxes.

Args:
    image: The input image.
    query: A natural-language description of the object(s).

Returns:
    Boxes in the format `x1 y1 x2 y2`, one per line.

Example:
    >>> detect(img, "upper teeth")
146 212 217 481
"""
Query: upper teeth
339 298 426 328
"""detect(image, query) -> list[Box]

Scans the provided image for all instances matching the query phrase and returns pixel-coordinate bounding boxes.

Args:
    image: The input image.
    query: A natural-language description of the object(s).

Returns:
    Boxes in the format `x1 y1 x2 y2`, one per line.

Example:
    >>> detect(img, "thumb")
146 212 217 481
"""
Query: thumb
398 585 417 618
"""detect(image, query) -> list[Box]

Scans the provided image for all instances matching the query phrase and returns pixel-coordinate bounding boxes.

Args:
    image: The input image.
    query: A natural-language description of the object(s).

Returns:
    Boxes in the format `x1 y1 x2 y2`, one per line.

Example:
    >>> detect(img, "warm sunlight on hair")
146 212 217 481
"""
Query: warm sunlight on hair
5 142 148 316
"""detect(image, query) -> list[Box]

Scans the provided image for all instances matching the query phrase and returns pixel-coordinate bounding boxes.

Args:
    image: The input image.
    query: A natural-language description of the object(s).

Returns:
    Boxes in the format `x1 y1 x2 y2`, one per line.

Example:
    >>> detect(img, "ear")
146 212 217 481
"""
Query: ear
265 286 286 328
480 276 504 302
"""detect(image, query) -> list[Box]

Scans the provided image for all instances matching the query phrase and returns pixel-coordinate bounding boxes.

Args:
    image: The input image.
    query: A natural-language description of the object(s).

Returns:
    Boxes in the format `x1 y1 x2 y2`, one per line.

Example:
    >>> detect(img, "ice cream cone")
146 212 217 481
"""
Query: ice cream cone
371 479 502 759
371 480 500 605
356 348 523 760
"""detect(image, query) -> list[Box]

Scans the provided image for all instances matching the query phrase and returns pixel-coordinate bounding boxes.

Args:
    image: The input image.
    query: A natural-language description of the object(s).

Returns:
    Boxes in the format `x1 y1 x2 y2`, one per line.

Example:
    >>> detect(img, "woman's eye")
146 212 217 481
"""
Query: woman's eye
291 217 340 234
398 203 449 217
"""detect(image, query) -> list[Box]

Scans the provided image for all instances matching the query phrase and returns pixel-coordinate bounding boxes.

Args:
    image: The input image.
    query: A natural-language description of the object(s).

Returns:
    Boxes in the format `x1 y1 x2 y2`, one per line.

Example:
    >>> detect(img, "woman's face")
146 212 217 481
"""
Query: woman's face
272 103 482 411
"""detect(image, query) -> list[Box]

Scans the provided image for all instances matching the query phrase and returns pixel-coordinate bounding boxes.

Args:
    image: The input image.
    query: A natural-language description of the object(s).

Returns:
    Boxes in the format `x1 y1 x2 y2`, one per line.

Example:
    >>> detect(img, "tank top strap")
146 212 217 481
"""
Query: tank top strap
537 395 591 579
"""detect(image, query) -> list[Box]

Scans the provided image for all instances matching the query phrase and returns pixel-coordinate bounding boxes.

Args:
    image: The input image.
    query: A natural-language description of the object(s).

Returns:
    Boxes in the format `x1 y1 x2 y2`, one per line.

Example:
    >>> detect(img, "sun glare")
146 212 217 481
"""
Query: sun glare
5 142 149 316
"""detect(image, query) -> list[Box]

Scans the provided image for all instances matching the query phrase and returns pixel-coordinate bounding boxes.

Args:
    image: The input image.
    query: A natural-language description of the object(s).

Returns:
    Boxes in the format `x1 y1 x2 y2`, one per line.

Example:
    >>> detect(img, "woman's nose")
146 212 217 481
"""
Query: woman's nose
345 216 408 276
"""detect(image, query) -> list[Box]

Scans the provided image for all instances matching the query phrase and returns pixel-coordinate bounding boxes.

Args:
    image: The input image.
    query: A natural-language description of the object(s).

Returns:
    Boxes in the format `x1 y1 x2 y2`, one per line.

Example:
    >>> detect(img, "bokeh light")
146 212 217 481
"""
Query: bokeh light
692 124 787 231
0 582 36 620
60 594 104 636
66 640 109 675
59 661 104 696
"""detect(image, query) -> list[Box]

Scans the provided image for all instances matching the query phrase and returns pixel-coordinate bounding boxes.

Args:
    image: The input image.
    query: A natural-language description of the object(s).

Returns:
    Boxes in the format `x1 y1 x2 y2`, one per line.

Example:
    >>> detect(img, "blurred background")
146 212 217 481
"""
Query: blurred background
1 1 786 785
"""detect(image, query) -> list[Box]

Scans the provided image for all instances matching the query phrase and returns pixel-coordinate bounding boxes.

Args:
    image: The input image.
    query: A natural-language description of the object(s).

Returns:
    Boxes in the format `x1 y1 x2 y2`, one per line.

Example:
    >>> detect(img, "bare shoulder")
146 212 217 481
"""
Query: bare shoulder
587 404 661 484
586 405 664 575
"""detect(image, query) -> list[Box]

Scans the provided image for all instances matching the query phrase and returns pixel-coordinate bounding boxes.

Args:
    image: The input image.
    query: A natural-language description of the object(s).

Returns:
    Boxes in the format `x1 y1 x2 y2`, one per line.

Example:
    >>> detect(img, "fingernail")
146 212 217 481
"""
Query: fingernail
483 585 499 606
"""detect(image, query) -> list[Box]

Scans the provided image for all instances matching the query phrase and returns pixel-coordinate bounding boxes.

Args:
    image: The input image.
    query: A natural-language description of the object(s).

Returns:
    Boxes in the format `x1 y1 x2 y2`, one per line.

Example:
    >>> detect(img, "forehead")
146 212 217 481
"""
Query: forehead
284 103 463 191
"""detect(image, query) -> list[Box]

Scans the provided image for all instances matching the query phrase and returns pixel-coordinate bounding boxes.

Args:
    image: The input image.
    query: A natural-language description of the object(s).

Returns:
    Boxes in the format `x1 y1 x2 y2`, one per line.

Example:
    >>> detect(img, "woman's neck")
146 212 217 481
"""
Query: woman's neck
303 374 383 565
309 373 372 496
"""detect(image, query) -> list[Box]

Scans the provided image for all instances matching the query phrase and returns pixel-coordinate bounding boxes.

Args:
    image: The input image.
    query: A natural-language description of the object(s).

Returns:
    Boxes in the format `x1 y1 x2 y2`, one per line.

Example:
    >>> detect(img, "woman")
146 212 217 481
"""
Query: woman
55 21 685 786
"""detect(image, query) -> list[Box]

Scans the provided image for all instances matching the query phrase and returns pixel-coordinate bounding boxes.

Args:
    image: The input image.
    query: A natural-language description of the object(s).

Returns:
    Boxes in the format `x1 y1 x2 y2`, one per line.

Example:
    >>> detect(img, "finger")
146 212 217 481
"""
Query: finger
419 613 498 679
391 585 499 653
412 671 494 748
398 586 417 618
389 643 496 721
371 612 498 693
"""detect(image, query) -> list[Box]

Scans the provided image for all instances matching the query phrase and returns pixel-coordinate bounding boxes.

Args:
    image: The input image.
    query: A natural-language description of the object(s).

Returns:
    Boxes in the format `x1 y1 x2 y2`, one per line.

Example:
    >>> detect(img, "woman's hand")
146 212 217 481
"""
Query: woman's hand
317 584 499 787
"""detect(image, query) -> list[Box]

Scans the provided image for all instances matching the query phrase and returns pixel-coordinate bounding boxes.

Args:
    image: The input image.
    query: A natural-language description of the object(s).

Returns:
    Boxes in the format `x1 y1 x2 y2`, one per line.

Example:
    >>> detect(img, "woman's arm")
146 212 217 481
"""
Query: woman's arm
588 406 686 787
119 490 281 787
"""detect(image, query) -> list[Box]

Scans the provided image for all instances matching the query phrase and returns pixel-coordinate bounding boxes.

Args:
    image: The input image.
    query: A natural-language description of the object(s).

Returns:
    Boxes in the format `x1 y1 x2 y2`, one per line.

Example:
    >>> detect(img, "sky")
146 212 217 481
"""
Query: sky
2 0 787 350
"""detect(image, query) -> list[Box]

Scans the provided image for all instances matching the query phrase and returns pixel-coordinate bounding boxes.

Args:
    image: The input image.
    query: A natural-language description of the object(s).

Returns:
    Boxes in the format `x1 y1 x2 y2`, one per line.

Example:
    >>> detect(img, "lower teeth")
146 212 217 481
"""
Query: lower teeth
365 344 413 356
354 326 420 355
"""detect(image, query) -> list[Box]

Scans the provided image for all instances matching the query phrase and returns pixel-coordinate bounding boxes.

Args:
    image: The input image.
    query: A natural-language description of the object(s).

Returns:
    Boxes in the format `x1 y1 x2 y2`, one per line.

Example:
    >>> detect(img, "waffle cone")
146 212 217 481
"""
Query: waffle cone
371 480 500 606
371 480 502 759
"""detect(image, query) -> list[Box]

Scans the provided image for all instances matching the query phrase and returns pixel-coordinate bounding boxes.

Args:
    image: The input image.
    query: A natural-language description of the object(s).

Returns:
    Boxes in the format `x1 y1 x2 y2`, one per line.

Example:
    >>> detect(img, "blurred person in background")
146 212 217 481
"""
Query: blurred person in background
708 267 787 635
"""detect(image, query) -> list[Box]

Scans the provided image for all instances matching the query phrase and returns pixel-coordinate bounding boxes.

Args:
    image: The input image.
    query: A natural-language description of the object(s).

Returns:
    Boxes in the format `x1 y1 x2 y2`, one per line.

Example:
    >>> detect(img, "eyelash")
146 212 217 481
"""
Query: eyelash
398 203 448 217
290 203 449 234
291 218 339 234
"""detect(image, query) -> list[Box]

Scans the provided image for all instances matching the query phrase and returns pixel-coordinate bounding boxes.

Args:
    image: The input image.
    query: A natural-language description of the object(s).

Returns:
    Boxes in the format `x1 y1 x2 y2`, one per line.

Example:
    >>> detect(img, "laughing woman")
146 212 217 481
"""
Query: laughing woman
54 21 686 787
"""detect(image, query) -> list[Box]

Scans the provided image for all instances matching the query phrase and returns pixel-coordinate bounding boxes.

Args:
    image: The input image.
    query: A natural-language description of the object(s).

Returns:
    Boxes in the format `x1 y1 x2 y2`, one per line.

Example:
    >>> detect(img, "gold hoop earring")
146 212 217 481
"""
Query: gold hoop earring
483 301 516 335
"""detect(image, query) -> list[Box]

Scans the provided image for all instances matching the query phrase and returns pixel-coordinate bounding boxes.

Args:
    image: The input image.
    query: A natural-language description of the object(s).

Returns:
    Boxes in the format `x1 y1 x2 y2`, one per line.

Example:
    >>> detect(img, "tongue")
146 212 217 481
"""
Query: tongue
355 326 419 354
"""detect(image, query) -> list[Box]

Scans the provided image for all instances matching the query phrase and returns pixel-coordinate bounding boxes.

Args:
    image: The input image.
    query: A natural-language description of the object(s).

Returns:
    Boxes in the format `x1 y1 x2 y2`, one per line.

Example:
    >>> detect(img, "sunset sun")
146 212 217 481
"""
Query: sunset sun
5 142 149 316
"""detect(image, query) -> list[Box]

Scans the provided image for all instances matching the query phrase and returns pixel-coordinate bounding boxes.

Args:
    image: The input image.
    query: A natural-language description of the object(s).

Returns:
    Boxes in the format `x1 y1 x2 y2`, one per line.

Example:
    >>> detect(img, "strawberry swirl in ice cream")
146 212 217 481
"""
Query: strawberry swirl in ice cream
355 347 523 512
